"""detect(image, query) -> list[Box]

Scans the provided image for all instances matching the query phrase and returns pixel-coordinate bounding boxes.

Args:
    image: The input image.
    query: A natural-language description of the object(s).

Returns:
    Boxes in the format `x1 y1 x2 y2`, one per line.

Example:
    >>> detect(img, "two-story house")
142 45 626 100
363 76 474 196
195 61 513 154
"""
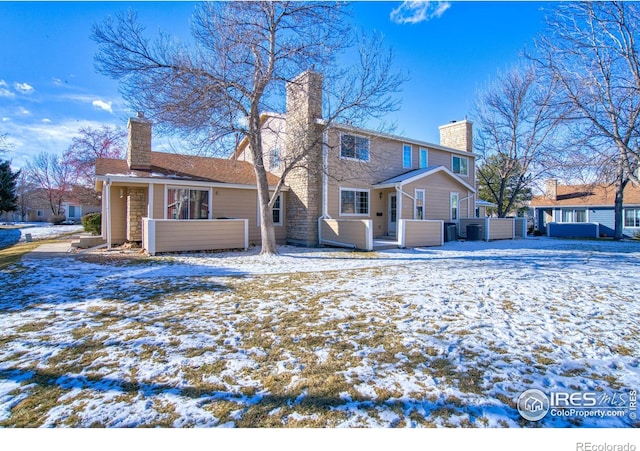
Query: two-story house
95 70 488 254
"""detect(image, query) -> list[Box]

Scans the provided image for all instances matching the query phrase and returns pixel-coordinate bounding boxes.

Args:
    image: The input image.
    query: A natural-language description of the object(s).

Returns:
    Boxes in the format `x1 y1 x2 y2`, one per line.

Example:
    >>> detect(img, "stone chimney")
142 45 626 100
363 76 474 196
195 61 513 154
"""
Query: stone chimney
439 119 473 152
127 112 152 171
545 179 558 201
285 70 324 247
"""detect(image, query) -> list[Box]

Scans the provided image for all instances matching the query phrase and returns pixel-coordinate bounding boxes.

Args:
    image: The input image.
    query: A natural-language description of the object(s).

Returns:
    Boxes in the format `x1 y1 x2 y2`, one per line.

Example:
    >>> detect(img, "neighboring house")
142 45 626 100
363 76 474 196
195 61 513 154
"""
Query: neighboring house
0 188 99 223
530 179 640 238
96 70 514 254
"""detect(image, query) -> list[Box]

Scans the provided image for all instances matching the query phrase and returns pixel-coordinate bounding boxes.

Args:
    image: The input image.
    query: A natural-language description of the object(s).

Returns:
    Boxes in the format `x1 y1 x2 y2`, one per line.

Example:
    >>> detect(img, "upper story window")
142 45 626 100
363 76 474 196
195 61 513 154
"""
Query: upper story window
167 187 209 220
403 144 412 169
419 148 428 168
452 155 469 176
341 134 370 161
269 146 281 171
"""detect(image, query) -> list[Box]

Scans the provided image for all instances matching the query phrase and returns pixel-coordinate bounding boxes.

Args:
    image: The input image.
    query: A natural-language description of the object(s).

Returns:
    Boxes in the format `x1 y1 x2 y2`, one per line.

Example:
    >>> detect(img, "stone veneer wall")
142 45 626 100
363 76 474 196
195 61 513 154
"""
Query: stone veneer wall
439 120 473 152
126 186 147 242
127 115 152 171
285 71 324 247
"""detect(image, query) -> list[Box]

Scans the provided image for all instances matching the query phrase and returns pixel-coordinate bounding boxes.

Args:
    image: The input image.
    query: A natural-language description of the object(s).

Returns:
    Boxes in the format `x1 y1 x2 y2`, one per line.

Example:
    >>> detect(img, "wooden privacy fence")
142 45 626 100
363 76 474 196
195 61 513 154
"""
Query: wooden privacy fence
459 217 527 241
318 218 373 251
143 218 248 255
398 220 443 248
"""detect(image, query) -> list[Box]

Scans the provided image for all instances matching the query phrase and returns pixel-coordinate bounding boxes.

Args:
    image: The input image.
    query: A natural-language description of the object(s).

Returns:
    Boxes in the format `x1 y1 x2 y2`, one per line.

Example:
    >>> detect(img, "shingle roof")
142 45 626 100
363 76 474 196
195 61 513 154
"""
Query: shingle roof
95 151 281 186
376 166 442 185
530 183 640 207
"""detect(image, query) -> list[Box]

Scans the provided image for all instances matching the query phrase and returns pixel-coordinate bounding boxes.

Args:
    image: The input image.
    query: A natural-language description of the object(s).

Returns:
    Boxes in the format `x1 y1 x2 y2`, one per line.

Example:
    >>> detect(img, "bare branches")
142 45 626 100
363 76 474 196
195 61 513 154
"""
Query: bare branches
472 63 563 217
531 1 640 239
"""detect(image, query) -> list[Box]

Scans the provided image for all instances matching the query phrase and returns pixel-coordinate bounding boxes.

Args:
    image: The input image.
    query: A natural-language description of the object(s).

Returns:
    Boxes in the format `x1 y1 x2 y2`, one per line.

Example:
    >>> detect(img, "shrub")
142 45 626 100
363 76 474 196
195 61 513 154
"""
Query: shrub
49 215 65 225
82 213 102 235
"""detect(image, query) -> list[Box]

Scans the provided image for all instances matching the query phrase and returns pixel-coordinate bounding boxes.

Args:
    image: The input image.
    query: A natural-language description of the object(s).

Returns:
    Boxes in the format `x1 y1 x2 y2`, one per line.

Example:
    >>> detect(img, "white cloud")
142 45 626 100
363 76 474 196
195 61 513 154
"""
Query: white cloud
0 80 14 98
42 118 52 124
14 82 35 94
92 99 113 114
390 1 451 25
19 107 30 116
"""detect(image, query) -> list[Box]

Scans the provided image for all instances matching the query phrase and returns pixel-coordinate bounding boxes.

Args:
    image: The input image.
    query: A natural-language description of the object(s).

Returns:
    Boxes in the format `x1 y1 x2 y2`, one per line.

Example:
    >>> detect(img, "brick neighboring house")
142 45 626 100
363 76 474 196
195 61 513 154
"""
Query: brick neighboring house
531 179 640 238
96 70 515 254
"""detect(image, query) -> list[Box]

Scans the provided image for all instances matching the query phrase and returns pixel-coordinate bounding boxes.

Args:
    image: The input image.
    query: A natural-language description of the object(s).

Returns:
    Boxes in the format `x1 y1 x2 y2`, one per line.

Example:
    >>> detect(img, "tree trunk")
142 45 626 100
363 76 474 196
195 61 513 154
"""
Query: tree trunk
613 178 628 241
257 176 278 255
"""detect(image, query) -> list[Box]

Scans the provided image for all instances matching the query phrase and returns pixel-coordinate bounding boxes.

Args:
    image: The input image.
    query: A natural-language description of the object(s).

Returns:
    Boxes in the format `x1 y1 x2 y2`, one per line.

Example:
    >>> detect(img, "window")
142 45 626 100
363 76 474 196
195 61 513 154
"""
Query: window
270 147 281 170
272 194 282 225
450 192 459 221
37 210 43 217
340 134 369 161
452 155 469 176
561 209 587 223
625 208 640 227
167 188 209 219
340 189 369 215
419 148 428 168
415 189 425 220
403 144 412 169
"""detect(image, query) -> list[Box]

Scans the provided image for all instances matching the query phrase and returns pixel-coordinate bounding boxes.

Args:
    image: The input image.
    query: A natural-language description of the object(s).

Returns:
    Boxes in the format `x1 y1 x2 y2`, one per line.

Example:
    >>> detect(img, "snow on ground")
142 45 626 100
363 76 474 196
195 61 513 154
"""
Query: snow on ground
0 237 638 427
0 223 84 249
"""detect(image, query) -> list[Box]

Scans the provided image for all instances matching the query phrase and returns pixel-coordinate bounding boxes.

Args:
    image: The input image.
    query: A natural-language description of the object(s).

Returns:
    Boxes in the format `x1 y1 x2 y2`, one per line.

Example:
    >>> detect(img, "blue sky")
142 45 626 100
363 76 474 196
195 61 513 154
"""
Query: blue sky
0 1 550 170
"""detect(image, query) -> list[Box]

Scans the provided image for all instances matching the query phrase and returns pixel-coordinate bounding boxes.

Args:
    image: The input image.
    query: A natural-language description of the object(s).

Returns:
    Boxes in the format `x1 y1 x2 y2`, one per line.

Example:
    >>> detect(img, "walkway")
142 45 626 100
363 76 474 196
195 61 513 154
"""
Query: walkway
22 241 73 260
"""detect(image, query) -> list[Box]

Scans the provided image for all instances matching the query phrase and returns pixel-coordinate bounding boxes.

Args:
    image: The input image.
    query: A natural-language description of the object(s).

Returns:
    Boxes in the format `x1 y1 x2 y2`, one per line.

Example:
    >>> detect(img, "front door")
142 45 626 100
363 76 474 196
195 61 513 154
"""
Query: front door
388 194 397 236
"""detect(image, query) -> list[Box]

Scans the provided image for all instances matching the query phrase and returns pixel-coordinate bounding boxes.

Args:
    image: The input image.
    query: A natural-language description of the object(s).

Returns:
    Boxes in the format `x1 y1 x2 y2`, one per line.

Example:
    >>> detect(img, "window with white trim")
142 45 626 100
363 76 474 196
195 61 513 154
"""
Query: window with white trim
450 192 459 221
340 189 369 215
419 148 428 168
452 155 469 176
272 194 282 226
270 146 281 170
167 188 209 219
624 208 640 227
403 144 412 169
415 189 425 220
340 134 369 161
561 209 587 223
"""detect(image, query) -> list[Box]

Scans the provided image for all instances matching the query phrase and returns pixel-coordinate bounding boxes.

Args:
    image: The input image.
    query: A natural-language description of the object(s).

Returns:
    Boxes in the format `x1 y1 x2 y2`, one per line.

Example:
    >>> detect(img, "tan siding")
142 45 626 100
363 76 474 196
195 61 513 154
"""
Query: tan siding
153 220 246 253
401 220 443 248
488 219 515 240
109 184 128 244
401 173 475 221
213 188 287 245
153 184 164 219
320 219 371 250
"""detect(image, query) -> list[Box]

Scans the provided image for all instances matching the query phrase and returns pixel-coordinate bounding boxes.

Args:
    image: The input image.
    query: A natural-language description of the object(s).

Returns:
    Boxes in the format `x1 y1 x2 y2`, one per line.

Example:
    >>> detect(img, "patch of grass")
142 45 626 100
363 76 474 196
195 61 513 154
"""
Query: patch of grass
611 344 635 356
0 239 58 270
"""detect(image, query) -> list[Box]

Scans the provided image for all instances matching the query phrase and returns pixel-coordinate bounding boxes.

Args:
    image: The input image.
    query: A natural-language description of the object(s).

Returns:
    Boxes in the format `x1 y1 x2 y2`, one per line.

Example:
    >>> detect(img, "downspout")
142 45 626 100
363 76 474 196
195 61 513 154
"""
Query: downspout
319 130 330 246
321 130 330 219
105 178 112 250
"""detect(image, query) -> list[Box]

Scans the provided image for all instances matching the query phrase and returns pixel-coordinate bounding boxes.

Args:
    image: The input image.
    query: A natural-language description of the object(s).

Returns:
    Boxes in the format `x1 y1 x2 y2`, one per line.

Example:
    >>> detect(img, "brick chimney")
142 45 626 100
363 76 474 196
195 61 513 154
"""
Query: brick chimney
545 179 558 201
439 119 473 152
127 112 152 171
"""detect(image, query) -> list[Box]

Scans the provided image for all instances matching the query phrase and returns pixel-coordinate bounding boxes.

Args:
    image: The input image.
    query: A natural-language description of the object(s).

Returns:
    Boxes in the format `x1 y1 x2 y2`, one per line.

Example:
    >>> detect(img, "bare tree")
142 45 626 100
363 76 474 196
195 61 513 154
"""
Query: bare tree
25 152 74 218
64 125 126 187
532 1 640 239
472 63 564 217
92 1 404 254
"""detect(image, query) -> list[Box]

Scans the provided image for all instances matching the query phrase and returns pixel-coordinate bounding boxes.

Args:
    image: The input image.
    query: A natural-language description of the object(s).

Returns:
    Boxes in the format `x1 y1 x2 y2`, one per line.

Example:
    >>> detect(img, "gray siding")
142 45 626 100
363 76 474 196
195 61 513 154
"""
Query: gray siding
589 208 615 237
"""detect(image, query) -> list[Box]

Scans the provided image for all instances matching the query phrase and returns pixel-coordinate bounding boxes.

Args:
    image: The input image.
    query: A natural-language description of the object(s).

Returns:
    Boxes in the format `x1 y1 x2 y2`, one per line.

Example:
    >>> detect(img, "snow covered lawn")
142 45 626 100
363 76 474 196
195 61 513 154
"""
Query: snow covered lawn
0 238 638 427
0 223 84 249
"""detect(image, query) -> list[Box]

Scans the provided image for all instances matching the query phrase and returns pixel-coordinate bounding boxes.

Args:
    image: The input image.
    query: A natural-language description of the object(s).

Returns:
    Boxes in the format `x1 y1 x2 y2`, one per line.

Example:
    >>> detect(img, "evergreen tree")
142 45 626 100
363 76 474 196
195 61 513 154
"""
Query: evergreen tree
0 160 20 216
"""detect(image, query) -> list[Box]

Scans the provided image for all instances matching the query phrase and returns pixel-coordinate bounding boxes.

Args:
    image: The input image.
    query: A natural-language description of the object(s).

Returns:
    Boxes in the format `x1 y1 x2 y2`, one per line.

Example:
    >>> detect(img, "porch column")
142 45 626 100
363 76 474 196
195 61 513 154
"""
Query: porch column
126 186 147 242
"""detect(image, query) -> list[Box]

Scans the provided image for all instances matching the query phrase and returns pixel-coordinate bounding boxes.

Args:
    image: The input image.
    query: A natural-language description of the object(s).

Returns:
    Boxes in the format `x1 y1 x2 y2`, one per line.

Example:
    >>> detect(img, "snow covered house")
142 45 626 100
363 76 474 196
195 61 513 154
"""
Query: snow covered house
531 179 640 238
95 70 510 254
